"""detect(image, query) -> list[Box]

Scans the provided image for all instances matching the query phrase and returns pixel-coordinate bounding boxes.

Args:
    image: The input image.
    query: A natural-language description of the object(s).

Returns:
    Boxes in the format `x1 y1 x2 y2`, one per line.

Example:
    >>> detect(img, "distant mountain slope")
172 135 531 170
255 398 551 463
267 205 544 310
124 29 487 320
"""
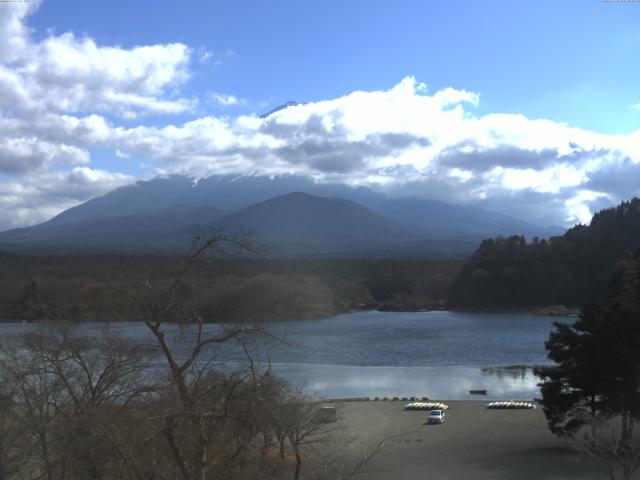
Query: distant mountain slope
214 192 407 254
0 193 410 256
368 196 561 239
41 174 558 234
449 198 640 308
44 176 208 226
0 206 226 251
0 174 563 257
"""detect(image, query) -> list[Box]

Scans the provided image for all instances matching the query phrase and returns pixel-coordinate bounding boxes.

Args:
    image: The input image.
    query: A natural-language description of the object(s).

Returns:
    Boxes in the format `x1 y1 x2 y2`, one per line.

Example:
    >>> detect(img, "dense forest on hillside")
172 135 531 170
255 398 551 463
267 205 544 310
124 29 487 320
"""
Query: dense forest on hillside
0 252 459 322
449 198 640 308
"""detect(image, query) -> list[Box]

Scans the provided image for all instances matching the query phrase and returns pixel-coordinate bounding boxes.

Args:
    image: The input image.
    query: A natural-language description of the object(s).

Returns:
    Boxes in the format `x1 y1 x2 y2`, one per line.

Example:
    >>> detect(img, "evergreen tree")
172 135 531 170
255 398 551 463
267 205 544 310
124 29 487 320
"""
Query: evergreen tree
535 250 640 437
450 197 640 308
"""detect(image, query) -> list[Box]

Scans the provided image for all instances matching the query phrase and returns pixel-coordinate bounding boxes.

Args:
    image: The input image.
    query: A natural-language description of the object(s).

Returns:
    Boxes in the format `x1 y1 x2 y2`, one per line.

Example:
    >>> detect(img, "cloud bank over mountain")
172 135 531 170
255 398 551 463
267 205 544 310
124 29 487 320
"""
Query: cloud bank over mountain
0 1 638 230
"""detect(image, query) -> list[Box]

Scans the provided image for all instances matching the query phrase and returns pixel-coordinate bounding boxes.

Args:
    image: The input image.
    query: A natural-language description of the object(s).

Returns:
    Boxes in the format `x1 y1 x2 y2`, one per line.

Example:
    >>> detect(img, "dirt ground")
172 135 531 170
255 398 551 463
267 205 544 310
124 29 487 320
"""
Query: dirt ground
308 400 626 480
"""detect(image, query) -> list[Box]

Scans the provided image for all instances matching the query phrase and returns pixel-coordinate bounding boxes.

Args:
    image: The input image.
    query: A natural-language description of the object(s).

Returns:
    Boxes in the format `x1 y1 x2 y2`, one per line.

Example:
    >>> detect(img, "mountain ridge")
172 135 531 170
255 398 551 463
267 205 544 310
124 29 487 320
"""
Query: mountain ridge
0 174 564 257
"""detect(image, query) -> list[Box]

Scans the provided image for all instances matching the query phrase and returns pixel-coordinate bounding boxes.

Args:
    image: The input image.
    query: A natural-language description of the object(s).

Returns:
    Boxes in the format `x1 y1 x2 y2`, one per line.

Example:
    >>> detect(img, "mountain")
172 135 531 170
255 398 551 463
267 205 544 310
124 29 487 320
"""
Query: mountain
259 101 301 118
361 196 561 240
43 176 212 226
0 206 226 251
449 198 640 308
0 192 410 256
0 174 563 257
213 192 408 255
40 174 560 236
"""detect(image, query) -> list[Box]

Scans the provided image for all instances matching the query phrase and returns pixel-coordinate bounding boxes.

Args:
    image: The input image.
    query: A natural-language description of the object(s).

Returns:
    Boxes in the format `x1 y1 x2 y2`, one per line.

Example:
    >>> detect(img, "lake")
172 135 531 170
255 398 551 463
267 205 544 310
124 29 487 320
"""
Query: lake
262 310 562 400
0 310 568 400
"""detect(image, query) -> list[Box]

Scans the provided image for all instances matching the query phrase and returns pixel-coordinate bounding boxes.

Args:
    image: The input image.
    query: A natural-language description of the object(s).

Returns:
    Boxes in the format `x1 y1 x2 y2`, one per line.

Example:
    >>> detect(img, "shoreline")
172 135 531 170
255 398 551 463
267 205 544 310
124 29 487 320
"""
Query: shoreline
0 306 578 324
320 396 539 403
0 293 582 325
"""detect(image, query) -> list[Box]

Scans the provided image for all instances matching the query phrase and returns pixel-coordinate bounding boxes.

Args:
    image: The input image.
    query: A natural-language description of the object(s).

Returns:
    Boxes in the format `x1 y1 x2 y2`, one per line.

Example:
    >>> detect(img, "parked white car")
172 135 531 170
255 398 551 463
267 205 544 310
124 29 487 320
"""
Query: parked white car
427 409 446 424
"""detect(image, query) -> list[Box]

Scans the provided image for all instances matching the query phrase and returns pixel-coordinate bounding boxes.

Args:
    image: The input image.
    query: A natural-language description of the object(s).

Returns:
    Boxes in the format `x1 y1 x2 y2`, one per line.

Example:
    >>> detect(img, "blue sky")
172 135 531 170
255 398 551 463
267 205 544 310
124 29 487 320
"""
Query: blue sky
31 0 640 133
0 0 639 229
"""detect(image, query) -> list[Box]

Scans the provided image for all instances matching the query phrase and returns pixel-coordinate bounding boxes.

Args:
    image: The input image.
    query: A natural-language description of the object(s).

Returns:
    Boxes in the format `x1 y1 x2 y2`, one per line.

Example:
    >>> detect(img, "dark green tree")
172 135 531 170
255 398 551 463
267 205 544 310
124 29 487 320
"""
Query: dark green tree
450 197 640 309
535 250 640 437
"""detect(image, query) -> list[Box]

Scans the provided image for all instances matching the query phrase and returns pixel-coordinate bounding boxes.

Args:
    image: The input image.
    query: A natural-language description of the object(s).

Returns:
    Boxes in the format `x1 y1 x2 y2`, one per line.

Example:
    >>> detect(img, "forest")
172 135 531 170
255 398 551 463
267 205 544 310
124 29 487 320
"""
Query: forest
449 198 640 309
0 251 458 322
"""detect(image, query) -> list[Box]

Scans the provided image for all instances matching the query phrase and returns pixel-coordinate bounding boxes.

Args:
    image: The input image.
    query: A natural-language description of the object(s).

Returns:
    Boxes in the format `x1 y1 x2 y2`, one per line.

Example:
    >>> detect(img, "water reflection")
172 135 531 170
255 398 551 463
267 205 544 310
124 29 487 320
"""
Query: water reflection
481 365 535 380
0 311 557 400
271 363 542 400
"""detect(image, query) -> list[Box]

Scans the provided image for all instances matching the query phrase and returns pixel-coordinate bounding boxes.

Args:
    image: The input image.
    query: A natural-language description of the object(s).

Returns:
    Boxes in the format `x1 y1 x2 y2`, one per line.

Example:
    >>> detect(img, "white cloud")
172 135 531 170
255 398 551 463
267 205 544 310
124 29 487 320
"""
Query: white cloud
0 0 39 63
0 1 639 231
196 47 213 64
0 167 133 229
209 92 246 107
103 77 640 226
0 1 192 228
0 3 193 119
0 137 88 174
115 149 130 159
19 33 194 118
564 190 610 225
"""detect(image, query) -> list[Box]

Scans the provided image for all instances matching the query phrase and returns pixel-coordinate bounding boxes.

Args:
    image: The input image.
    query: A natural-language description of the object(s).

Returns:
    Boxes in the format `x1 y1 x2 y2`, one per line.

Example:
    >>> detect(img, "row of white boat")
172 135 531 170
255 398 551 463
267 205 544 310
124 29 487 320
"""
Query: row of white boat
404 401 537 411
404 402 449 411
486 401 536 409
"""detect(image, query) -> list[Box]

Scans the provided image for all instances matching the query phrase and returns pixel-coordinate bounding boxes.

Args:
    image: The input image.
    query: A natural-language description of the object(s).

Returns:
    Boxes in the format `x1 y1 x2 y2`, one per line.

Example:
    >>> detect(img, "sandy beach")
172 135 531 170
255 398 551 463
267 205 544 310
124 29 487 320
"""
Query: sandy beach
311 400 620 480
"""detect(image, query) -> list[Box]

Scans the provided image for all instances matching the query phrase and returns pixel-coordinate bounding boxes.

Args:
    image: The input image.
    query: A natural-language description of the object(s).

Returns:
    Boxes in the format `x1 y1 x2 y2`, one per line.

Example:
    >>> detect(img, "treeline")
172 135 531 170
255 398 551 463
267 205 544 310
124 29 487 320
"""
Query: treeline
0 252 459 322
449 198 640 308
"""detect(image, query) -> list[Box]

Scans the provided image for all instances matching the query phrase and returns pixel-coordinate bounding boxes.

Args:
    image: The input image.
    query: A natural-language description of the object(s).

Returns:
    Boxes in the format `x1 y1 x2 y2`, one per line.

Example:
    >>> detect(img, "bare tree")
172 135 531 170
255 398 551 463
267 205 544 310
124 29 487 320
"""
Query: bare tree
113 231 286 480
0 230 352 480
0 324 157 480
261 379 299 459
574 417 640 480
285 395 337 480
0 331 66 480
0 388 23 480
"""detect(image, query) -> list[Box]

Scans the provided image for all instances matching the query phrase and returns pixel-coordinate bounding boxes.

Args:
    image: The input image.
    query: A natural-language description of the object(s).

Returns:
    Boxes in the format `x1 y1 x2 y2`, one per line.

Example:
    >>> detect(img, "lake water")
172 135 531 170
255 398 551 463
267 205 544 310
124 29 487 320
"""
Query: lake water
0 311 568 400
263 310 562 400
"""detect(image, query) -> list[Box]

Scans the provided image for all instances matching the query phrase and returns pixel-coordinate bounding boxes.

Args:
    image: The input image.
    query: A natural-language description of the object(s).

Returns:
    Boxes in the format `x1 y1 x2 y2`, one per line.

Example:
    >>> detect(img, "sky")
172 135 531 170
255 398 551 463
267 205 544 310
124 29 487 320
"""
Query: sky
0 0 639 230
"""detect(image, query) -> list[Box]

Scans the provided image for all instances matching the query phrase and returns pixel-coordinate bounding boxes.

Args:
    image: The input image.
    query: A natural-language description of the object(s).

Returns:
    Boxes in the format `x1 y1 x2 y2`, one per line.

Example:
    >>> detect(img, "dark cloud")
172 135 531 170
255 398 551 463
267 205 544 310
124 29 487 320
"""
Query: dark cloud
0 150 45 175
259 112 341 138
273 133 429 173
438 142 560 171
584 156 640 203
0 140 88 175
439 142 617 174
261 113 430 173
